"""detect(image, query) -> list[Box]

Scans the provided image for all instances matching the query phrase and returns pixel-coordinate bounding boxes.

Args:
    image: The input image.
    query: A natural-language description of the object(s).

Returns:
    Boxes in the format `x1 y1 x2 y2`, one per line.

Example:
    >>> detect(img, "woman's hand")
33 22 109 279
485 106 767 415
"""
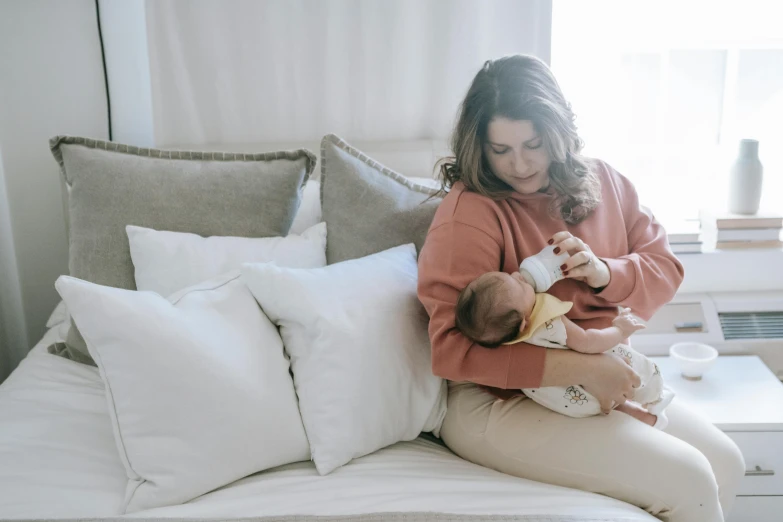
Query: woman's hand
549 231 611 289
581 352 641 415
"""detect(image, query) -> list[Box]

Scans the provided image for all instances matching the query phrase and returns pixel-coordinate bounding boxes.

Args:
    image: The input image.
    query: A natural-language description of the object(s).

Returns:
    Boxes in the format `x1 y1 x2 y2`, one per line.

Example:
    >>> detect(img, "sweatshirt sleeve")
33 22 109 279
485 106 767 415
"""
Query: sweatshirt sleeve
594 168 685 321
417 221 547 389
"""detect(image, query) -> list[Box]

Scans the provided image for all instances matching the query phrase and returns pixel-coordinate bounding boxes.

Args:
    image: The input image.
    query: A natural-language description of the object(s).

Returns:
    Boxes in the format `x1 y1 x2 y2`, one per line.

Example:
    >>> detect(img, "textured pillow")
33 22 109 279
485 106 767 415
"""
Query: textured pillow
128 222 327 298
241 244 447 475
289 177 438 237
55 272 310 513
50 136 316 290
320 134 442 264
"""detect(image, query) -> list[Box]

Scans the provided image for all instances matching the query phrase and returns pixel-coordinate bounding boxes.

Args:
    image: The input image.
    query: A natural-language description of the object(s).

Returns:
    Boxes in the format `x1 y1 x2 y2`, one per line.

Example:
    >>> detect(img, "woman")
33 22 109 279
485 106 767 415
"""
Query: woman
417 55 745 522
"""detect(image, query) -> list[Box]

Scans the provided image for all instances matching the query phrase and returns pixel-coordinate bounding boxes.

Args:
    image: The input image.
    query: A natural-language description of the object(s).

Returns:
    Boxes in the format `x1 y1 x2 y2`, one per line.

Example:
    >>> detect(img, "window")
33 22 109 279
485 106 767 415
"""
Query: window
551 0 783 225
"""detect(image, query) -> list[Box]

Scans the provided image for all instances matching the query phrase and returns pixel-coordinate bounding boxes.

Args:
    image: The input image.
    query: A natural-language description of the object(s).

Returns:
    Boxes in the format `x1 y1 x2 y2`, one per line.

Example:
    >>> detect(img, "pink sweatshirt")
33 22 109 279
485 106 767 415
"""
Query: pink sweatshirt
417 160 684 392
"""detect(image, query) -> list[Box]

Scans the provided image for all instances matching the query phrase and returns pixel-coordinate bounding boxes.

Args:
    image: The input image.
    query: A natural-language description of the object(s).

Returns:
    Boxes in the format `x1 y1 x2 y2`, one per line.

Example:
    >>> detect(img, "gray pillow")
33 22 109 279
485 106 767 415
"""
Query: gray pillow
51 136 316 290
320 134 442 264
49 136 315 366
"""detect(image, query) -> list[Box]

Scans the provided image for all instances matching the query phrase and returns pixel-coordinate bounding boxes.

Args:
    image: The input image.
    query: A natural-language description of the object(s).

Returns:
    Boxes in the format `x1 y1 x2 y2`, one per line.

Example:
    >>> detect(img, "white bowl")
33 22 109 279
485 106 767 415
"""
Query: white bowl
669 342 719 380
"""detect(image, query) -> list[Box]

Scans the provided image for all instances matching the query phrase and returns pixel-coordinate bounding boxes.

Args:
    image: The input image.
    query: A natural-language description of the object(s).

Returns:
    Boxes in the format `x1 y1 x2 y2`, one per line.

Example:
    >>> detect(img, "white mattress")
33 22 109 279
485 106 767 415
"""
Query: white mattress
0 325 657 521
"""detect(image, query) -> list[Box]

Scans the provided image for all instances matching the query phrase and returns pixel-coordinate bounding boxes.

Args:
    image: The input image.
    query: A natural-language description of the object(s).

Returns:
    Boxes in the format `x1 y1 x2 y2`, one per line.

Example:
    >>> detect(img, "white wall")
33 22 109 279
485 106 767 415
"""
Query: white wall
0 0 108 378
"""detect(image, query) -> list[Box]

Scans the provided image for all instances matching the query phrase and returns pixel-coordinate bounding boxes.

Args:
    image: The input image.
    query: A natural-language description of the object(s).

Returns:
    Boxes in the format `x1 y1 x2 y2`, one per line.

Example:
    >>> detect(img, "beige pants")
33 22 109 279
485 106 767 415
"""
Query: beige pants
441 382 746 522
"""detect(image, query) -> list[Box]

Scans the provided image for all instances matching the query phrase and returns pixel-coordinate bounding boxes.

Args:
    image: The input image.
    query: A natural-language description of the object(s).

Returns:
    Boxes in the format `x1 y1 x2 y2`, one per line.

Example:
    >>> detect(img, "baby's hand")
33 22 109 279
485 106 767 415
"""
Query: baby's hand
613 310 646 337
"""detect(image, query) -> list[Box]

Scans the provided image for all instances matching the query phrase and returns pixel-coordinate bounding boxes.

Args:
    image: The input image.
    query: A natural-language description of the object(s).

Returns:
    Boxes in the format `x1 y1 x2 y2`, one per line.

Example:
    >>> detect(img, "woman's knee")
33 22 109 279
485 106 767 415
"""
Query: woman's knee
712 432 746 482
655 445 724 521
664 402 746 512
708 433 746 513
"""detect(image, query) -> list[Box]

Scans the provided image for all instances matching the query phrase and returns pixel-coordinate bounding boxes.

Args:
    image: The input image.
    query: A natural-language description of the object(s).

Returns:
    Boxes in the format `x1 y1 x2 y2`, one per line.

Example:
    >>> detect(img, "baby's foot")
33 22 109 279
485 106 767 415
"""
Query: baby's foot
615 402 657 427
646 387 675 416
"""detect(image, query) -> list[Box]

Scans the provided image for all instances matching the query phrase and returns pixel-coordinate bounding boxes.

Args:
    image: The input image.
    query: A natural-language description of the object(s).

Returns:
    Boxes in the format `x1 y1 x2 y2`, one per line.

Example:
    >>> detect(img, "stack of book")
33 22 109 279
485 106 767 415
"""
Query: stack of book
699 210 783 250
666 220 703 254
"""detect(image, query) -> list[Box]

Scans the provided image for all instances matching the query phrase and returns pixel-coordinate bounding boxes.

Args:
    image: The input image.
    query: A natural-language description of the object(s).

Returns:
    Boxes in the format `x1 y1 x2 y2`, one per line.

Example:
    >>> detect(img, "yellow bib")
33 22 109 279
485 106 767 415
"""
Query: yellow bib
502 293 573 345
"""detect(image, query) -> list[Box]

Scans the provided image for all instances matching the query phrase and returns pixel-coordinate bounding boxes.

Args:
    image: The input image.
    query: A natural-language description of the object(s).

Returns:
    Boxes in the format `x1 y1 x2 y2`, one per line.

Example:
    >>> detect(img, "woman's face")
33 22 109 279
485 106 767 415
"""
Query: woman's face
483 117 551 194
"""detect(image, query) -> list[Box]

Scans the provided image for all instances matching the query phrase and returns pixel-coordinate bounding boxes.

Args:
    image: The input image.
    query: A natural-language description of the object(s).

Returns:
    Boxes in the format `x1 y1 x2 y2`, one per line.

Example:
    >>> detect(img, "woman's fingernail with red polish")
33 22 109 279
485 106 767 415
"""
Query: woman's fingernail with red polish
553 247 560 254
560 264 567 271
547 239 554 245
563 270 569 276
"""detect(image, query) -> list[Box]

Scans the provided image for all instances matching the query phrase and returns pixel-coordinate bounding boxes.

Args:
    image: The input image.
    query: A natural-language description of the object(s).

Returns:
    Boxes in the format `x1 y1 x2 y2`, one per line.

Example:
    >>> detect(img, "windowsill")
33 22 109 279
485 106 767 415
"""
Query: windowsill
677 246 783 294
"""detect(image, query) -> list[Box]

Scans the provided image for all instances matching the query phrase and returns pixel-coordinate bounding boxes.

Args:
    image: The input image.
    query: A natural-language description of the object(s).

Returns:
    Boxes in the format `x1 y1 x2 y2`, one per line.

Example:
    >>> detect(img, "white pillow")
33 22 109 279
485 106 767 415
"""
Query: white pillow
45 300 69 328
241 244 447 475
55 272 310 513
127 221 326 297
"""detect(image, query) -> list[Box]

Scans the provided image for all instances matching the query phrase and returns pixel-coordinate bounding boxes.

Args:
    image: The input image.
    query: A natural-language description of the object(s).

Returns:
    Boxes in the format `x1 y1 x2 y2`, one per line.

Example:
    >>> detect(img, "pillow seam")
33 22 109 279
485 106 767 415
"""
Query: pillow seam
73 318 144 490
320 134 439 196
168 273 242 305
50 135 317 185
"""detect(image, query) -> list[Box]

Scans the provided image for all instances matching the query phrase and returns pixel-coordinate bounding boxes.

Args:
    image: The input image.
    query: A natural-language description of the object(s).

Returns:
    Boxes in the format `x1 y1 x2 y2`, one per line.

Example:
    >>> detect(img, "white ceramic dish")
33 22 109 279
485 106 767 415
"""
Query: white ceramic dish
669 342 719 380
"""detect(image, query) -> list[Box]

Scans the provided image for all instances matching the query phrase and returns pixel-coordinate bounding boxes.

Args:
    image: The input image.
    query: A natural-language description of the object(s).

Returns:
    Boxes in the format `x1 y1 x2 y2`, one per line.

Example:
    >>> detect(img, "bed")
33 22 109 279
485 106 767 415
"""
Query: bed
0 319 655 521
0 137 658 521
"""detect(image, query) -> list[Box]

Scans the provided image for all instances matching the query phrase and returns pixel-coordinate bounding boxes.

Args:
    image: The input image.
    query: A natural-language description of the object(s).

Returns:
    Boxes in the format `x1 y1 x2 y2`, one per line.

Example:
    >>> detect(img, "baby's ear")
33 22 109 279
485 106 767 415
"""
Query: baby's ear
518 318 527 335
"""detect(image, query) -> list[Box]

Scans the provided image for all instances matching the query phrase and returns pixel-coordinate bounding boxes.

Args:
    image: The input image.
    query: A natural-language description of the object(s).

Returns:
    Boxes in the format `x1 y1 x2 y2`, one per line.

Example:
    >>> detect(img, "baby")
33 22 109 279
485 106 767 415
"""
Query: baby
455 270 674 429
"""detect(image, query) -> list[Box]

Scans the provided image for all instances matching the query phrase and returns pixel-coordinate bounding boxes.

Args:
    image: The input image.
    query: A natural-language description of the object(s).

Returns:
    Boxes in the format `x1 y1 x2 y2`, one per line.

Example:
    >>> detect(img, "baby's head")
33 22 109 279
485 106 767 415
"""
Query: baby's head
455 271 536 347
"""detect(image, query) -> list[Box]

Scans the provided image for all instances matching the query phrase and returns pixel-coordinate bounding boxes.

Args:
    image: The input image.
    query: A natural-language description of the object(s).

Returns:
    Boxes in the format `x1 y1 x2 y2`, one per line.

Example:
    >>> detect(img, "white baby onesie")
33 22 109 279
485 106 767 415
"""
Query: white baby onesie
512 294 673 427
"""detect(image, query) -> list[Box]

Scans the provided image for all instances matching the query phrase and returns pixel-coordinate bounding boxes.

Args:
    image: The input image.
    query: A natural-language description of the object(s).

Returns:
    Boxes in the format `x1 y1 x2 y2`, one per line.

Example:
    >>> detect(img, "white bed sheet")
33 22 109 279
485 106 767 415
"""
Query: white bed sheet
0 327 657 521
0 328 127 518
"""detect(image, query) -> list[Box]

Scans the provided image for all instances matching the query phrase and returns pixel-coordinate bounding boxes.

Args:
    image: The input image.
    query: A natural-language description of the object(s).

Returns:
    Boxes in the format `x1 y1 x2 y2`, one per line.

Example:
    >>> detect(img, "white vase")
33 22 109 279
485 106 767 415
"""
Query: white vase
728 139 763 215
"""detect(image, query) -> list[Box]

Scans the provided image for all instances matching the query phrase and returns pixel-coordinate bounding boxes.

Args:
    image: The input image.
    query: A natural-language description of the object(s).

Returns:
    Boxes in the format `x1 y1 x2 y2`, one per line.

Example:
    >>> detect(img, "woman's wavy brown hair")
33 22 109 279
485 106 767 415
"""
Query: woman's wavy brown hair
436 55 601 224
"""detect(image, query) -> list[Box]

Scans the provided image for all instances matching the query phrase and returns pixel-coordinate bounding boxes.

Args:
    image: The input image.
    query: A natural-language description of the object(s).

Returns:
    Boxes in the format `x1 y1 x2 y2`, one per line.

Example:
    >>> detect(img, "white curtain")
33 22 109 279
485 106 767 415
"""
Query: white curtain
145 0 552 146
0 155 28 382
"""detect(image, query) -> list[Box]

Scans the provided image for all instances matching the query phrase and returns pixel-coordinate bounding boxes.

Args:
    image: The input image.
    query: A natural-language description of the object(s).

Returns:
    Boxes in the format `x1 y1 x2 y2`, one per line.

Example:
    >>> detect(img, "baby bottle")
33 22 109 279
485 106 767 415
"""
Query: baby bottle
519 244 571 292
